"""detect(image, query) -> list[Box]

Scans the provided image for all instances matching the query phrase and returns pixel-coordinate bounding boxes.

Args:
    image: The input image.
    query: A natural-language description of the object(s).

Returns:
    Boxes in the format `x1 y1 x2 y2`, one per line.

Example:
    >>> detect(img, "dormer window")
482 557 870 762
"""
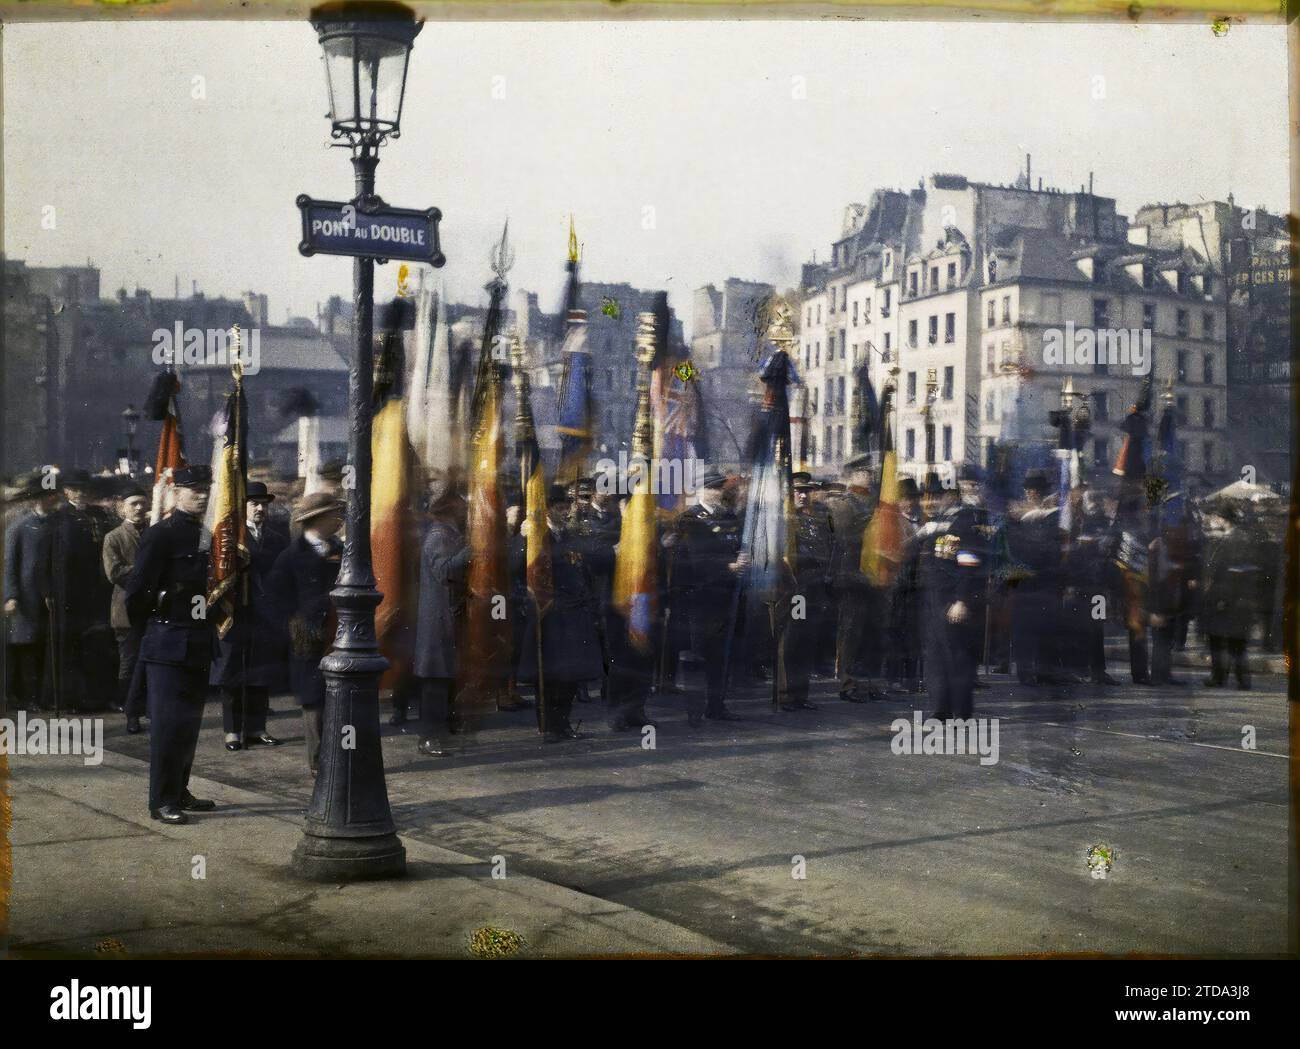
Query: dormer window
987 256 998 284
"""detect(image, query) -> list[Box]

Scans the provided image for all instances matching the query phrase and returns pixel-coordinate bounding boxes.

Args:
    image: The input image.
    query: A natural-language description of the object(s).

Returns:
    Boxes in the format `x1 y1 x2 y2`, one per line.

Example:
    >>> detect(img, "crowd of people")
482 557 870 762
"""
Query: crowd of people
2 451 1286 825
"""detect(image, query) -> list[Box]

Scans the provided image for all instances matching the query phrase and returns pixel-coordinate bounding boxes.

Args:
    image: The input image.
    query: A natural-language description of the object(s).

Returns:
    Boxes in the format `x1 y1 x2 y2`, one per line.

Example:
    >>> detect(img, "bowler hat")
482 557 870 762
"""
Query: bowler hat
172 464 212 489
61 467 93 488
292 491 345 524
895 477 920 500
701 470 727 490
921 472 946 496
246 481 275 503
547 483 571 507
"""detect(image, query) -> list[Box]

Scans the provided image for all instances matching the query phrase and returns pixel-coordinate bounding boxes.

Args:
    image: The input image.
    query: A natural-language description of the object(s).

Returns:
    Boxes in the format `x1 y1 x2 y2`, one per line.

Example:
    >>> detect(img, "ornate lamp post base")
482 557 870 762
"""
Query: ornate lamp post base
292 835 406 882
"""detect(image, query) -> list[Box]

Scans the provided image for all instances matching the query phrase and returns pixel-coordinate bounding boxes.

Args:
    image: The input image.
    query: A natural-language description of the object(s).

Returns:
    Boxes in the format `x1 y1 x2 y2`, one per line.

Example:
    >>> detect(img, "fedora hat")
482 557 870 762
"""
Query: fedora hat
292 491 345 524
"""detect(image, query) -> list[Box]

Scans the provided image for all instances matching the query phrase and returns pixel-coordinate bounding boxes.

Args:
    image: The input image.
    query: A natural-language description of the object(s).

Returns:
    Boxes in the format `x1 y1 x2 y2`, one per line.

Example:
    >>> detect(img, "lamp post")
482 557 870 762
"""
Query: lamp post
292 1 422 882
121 404 140 475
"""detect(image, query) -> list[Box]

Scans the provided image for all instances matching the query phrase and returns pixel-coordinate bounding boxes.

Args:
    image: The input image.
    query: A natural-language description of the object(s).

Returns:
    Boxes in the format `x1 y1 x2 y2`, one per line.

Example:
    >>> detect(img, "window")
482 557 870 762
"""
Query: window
836 426 844 460
836 377 845 414
805 344 811 369
1094 438 1108 465
987 299 996 328
809 435 817 463
928 315 938 344
1142 302 1155 330
1203 397 1215 429
908 271 918 297
1176 309 1188 337
852 300 859 325
906 371 917 404
985 344 995 375
942 425 952 462
864 297 872 320
829 289 836 315
985 392 994 421
1001 296 1011 324
815 342 820 367
1176 350 1187 382
811 388 818 414
1176 395 1188 420
884 251 891 269
930 266 939 289
1202 441 1213 471
925 424 936 463
1092 391 1108 421
826 380 834 415
816 304 821 324
1000 340 1010 369
840 332 847 360
947 262 957 289
1092 298 1109 328
944 313 956 343
1203 354 1214 384
905 429 916 460
882 289 891 316
908 319 918 347
851 342 858 364
884 332 891 355
1202 311 1213 338
806 307 813 327
986 437 996 467
988 257 997 283
824 426 832 456
942 366 954 400
606 368 614 391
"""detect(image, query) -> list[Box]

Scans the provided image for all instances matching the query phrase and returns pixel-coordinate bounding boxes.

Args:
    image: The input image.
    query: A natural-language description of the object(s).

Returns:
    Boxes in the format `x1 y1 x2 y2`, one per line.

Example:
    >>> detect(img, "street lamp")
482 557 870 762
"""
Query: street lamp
292 1 422 883
121 404 140 475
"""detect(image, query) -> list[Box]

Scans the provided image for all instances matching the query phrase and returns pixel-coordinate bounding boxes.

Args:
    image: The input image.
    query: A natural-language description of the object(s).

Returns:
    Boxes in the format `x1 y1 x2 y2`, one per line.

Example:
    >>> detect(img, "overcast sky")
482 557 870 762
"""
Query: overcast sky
3 19 1290 336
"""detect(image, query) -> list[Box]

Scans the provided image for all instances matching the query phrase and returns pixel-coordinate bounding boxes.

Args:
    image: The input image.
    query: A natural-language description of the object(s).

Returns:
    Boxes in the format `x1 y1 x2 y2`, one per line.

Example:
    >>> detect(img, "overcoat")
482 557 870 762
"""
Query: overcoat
412 519 469 681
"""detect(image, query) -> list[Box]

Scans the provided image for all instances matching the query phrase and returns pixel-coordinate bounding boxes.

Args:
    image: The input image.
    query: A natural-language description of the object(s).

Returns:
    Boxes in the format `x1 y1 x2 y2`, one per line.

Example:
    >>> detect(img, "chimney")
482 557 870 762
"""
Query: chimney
1026 153 1031 188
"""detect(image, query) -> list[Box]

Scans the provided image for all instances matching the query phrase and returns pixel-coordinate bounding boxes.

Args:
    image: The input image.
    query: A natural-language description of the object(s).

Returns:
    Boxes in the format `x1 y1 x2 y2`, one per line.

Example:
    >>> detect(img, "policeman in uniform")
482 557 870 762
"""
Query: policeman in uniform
916 472 986 720
671 470 745 724
124 465 217 824
777 472 833 711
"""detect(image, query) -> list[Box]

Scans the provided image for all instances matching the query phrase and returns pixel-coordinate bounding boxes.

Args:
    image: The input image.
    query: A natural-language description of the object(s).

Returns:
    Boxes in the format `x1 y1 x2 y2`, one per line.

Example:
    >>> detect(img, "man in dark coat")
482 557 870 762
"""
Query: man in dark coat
886 476 923 692
513 486 605 741
4 473 61 708
777 472 833 711
916 472 987 719
571 474 623 724
102 485 150 730
211 482 289 751
411 491 469 756
267 492 344 774
1200 505 1259 689
1007 469 1064 685
671 470 746 724
828 454 881 702
123 465 218 824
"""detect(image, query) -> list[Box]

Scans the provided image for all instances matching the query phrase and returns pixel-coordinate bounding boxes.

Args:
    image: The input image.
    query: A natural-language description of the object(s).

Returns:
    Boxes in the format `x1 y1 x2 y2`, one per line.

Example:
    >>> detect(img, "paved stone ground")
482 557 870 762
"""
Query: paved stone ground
3 657 1290 958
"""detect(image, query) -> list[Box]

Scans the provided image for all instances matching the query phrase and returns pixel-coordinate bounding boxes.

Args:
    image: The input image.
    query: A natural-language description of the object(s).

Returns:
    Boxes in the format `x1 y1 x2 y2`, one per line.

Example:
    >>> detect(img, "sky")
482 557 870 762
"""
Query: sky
3 18 1291 338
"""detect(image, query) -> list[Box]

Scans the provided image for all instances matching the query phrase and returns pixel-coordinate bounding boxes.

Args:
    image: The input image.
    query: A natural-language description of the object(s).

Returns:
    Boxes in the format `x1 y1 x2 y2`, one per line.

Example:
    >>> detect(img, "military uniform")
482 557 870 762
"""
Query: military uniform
124 486 215 819
673 493 744 721
778 485 833 710
917 495 987 719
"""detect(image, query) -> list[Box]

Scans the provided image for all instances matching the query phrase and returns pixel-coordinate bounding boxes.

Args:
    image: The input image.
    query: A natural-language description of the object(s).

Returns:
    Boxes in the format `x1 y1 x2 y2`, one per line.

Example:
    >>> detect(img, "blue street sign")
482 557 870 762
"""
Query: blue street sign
297 195 445 266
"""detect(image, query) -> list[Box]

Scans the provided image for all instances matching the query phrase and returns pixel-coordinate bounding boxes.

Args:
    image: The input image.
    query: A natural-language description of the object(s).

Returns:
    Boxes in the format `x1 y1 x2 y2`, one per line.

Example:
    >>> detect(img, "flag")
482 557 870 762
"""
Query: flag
861 387 908 587
851 358 880 460
206 355 248 640
613 312 659 650
510 334 553 616
457 234 513 715
555 308 594 485
1112 371 1153 526
739 347 797 602
373 296 417 690
143 369 186 524
407 275 462 475
650 293 704 510
1154 391 1184 527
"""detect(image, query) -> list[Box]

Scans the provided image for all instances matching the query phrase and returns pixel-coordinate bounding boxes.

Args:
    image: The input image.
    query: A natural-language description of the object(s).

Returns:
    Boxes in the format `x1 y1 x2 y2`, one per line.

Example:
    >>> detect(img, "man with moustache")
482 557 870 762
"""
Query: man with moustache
124 465 218 824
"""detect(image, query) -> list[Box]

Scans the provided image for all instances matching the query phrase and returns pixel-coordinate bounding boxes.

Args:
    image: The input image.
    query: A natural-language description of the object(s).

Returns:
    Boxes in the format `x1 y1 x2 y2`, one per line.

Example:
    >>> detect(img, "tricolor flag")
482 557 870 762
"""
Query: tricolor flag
510 335 553 616
649 292 704 512
613 312 659 651
456 243 513 715
373 296 417 690
860 387 908 588
143 369 186 524
555 309 594 485
206 352 248 640
739 348 798 603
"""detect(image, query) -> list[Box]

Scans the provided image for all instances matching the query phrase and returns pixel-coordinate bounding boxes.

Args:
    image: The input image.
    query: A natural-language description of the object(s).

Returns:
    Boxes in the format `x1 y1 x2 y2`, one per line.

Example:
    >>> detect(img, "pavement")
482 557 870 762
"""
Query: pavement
2 649 1291 958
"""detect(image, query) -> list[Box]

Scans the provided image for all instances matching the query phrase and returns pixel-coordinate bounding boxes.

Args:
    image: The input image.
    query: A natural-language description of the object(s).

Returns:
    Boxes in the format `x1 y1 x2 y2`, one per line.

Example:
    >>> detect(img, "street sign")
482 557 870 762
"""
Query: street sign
297 194 445 266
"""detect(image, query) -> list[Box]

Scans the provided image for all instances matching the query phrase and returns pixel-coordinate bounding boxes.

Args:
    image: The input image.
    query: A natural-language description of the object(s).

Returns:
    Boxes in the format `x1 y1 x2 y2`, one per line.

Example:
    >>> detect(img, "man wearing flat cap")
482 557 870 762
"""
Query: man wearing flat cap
123 464 219 824
210 481 289 752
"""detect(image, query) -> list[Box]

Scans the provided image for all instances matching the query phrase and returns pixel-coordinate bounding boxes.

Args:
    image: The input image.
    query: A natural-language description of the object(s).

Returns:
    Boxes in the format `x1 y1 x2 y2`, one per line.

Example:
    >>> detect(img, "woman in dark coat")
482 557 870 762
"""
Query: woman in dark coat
267 493 344 773
411 491 469 756
512 487 605 741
